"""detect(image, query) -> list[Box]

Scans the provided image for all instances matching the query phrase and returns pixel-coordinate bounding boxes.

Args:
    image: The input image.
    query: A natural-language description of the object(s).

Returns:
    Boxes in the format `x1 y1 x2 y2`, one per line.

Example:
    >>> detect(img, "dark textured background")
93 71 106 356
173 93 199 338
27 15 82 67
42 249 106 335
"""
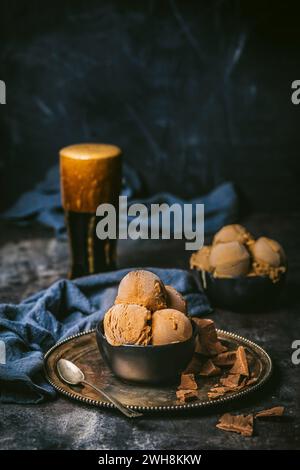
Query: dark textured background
1 2 300 449
0 0 299 211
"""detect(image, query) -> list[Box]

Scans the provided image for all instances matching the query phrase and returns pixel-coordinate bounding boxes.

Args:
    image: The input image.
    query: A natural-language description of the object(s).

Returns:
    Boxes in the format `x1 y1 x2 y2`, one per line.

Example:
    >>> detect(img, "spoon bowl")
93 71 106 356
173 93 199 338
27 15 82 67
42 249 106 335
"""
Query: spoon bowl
56 358 142 418
57 358 85 385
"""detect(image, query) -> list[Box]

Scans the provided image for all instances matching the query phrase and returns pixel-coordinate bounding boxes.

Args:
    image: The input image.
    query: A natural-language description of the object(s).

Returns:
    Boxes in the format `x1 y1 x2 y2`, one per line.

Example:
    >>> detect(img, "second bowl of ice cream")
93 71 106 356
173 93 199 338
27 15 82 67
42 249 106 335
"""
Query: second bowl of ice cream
96 270 197 384
190 225 287 310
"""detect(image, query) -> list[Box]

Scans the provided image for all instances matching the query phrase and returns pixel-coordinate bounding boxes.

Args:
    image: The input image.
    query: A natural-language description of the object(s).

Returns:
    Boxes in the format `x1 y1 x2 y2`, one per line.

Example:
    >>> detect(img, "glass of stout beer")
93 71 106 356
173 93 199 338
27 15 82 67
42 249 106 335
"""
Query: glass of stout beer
60 143 122 278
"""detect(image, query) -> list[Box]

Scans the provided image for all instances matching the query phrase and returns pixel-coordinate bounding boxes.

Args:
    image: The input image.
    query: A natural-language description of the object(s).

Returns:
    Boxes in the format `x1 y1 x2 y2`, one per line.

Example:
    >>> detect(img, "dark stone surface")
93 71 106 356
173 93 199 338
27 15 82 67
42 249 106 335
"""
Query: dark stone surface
1 0 300 212
0 213 300 449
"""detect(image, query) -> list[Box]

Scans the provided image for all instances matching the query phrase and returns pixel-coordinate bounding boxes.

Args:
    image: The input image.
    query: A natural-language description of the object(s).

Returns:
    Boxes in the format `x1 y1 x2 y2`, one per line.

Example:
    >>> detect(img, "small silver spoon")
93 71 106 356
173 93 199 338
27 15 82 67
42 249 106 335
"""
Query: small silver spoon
56 358 142 419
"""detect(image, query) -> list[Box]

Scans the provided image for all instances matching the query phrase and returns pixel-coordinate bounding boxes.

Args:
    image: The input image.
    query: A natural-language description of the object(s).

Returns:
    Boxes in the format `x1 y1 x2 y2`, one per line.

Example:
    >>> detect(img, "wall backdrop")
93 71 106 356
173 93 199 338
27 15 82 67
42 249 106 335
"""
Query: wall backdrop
0 0 299 212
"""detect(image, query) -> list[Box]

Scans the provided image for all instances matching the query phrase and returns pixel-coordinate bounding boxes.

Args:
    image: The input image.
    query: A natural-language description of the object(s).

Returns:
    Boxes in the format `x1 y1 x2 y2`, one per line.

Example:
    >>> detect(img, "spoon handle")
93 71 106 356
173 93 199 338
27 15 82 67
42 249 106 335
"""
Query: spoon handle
82 380 142 418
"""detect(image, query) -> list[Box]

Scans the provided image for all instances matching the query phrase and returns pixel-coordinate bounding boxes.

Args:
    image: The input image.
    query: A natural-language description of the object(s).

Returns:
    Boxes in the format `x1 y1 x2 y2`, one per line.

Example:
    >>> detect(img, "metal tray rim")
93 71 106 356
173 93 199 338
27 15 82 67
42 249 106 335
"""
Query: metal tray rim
44 328 272 412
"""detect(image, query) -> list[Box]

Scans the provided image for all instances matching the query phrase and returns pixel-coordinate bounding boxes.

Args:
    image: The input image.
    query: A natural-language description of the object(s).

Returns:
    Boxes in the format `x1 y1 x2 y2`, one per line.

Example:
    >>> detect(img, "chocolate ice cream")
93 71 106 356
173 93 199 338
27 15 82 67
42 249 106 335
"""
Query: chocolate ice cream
152 309 193 345
115 270 167 311
252 237 286 267
190 245 212 272
104 271 194 348
104 303 151 346
165 285 187 314
251 237 286 282
210 241 251 277
213 224 253 246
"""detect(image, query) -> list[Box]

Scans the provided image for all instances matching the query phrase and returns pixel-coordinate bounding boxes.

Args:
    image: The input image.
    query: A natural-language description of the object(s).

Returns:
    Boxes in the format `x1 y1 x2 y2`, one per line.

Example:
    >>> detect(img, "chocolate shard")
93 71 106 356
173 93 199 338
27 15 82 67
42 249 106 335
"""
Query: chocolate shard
192 318 227 357
199 359 221 377
255 406 285 418
216 413 254 436
207 386 228 399
220 373 243 389
176 389 198 403
208 372 258 401
184 355 203 374
229 346 249 377
178 373 198 390
208 377 249 399
213 351 237 366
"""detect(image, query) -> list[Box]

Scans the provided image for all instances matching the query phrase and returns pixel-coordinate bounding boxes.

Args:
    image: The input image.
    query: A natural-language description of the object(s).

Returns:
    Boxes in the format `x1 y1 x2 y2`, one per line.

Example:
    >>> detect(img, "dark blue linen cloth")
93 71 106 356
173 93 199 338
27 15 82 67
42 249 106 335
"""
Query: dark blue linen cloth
0 268 212 404
2 164 239 238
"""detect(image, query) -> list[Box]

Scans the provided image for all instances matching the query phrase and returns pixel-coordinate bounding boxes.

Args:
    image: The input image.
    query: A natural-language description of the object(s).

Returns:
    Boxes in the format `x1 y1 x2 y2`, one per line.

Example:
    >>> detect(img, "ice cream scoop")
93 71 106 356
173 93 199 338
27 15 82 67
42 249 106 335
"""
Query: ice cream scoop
251 237 286 282
115 270 167 312
165 285 187 314
190 246 212 272
152 309 193 345
213 224 253 246
251 237 286 267
210 241 251 277
104 304 151 346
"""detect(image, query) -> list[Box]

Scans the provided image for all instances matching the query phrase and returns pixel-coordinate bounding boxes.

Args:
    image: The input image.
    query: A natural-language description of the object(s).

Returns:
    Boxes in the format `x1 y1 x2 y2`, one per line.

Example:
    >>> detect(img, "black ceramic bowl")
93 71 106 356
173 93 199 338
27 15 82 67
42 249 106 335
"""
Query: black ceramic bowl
96 320 197 384
197 270 286 311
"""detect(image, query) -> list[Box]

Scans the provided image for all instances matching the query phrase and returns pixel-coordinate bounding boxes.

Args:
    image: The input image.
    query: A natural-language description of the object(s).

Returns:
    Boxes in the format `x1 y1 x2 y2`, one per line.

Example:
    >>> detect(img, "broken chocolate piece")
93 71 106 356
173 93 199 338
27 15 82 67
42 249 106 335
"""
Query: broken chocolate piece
192 318 227 356
207 370 253 397
178 373 198 390
208 376 249 399
213 351 237 366
216 413 253 436
220 373 243 389
207 386 228 399
235 376 248 390
255 406 285 418
199 359 221 377
229 346 249 377
176 389 198 403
